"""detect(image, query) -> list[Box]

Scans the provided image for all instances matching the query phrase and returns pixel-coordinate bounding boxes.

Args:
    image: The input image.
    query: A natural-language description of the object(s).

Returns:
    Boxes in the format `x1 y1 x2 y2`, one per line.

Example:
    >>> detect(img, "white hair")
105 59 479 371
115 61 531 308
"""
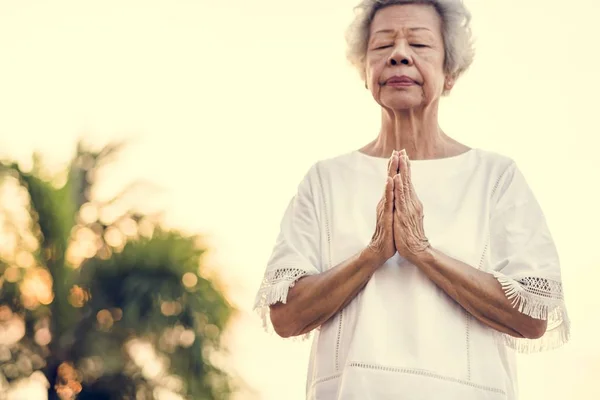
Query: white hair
346 0 475 83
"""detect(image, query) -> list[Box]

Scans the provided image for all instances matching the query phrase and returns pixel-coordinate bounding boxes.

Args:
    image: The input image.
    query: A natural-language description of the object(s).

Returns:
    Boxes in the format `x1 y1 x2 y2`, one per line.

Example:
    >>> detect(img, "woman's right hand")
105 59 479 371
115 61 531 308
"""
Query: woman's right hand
367 150 398 265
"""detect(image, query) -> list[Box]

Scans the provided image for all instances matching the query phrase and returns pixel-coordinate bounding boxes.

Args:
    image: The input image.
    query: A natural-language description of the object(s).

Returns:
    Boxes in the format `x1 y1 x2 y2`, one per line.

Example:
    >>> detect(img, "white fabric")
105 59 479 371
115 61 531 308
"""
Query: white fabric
253 149 569 400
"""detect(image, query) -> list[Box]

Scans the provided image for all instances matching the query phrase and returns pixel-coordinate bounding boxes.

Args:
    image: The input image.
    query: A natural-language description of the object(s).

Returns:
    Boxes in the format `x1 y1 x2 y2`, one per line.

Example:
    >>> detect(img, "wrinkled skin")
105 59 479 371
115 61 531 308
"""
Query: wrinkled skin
368 151 398 262
393 149 430 262
369 149 430 264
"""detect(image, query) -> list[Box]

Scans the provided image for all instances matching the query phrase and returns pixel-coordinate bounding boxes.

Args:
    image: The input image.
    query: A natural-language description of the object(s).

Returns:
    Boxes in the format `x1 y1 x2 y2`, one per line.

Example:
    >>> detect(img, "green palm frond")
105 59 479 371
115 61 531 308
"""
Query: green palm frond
74 228 235 398
0 139 237 399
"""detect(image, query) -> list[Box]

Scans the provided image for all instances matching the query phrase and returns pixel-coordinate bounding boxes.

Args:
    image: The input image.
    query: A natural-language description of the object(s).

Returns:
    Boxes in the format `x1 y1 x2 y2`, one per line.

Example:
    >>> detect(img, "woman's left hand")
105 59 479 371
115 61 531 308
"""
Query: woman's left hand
393 150 431 262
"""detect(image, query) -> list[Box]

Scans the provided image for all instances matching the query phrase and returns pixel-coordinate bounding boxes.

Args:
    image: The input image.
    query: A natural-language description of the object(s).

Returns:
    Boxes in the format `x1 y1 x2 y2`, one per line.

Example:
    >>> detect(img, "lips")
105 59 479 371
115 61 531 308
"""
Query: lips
385 76 417 85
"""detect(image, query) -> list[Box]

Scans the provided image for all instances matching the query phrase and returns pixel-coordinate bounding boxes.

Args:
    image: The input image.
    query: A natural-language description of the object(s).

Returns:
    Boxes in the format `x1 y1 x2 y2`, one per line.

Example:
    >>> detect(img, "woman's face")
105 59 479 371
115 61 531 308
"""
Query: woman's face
365 4 452 110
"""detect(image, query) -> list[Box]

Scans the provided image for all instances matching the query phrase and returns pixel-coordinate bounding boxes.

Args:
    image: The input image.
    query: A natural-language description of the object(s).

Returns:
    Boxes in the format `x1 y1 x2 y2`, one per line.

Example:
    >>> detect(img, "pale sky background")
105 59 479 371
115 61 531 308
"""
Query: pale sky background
1 0 599 399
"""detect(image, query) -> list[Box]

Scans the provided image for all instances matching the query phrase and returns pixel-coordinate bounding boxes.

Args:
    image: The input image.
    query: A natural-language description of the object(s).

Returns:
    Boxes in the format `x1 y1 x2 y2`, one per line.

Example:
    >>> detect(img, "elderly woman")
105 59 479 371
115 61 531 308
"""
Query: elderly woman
254 0 569 399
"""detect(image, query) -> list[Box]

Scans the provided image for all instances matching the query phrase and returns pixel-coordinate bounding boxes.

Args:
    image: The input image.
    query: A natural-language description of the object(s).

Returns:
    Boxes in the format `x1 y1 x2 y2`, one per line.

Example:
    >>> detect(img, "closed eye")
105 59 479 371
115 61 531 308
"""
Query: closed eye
374 45 393 50
411 44 428 48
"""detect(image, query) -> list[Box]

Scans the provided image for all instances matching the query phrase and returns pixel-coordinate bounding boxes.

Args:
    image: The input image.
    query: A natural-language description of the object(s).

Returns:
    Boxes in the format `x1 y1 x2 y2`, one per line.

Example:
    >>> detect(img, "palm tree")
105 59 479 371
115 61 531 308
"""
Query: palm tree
0 141 236 399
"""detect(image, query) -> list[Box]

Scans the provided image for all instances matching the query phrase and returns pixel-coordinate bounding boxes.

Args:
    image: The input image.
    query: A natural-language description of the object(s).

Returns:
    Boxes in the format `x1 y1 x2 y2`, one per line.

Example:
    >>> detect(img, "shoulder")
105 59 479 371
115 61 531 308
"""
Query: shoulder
315 151 358 171
472 148 523 192
473 149 537 207
473 148 516 174
295 152 353 193
303 151 360 183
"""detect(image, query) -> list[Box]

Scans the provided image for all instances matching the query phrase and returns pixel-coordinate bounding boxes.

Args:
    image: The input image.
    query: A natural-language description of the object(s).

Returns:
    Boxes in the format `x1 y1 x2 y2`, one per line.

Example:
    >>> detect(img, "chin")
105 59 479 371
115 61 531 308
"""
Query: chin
378 92 423 110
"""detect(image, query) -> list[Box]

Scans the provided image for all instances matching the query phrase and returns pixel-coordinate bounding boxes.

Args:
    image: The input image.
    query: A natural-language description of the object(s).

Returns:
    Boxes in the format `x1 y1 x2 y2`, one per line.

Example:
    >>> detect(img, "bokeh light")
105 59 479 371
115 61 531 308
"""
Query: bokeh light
20 268 54 309
181 272 198 288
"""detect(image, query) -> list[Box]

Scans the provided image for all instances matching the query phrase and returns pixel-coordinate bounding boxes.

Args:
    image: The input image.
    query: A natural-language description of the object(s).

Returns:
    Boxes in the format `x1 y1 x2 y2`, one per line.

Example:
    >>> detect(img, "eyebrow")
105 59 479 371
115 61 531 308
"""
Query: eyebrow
373 27 432 35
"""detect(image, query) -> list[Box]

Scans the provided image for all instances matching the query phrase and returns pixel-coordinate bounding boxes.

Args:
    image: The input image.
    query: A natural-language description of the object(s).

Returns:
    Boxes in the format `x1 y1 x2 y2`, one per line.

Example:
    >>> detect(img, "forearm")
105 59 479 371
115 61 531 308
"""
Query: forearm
269 248 383 338
413 247 547 339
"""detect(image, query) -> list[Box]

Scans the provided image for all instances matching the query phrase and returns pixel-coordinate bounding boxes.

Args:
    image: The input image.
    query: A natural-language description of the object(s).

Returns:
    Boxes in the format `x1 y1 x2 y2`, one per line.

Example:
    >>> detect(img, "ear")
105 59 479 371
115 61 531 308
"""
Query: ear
363 67 370 90
444 75 456 92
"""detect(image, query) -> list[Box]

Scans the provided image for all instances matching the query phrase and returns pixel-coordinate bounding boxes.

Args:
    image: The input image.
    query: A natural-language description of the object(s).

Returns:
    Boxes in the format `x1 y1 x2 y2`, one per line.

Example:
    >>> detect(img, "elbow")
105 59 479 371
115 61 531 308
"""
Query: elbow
520 318 548 340
269 304 300 338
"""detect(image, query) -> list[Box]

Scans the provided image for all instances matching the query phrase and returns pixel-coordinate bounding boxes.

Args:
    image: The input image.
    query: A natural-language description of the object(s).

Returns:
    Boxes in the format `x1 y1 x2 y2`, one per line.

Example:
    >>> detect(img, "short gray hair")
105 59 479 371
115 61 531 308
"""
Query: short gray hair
346 0 475 82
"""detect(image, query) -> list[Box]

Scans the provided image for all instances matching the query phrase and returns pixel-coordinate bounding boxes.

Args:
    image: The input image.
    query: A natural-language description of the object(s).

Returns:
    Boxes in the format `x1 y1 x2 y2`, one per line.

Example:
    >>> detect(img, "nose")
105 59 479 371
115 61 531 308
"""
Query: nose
387 43 412 66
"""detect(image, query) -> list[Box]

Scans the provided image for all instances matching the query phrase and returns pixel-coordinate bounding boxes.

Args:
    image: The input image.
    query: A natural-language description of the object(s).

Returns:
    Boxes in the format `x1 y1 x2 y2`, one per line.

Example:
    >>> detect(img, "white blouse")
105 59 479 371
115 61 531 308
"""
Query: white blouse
254 148 569 400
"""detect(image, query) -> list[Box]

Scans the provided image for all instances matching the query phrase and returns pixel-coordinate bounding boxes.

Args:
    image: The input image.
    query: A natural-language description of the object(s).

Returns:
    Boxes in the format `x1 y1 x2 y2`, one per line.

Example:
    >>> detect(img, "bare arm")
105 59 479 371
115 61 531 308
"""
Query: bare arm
393 151 547 340
270 248 383 338
413 247 547 339
270 153 400 338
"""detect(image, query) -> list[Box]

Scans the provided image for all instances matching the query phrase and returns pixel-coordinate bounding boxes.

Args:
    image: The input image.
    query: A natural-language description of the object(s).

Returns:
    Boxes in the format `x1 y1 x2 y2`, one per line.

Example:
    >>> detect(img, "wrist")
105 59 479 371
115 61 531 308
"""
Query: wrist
410 245 436 267
360 246 389 270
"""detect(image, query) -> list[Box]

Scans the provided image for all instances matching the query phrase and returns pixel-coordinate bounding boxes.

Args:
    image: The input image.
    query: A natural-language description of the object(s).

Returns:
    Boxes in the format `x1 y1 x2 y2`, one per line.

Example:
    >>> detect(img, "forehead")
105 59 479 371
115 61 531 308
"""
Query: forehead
369 4 442 36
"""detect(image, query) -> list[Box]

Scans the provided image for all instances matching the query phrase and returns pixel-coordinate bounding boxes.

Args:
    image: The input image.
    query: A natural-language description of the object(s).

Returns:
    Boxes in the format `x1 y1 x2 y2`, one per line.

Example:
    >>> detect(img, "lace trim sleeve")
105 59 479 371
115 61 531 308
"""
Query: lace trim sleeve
492 272 570 353
252 163 323 340
253 267 314 340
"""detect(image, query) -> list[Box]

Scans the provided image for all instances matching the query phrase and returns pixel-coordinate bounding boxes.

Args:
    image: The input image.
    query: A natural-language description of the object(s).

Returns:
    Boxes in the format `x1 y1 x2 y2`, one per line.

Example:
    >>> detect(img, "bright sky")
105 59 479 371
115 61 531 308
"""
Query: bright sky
1 0 599 399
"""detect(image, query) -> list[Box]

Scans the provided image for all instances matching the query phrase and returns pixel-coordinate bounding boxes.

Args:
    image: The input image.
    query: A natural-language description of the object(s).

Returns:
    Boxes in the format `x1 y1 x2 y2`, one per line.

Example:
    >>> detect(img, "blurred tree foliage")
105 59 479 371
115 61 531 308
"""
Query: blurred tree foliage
0 142 236 399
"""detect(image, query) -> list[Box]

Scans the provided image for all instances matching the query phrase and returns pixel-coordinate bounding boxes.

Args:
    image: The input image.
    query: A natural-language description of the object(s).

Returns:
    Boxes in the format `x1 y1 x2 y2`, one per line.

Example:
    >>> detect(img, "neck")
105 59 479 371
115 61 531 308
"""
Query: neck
362 104 467 160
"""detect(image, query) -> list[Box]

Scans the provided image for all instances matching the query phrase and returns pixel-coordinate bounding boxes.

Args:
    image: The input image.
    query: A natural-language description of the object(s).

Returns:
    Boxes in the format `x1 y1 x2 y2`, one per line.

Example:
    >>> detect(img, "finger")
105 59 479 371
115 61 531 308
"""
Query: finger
394 174 405 211
405 155 415 190
399 153 408 176
388 151 398 178
381 176 392 207
385 176 394 214
400 155 411 195
381 174 390 196
399 148 407 162
397 149 406 173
